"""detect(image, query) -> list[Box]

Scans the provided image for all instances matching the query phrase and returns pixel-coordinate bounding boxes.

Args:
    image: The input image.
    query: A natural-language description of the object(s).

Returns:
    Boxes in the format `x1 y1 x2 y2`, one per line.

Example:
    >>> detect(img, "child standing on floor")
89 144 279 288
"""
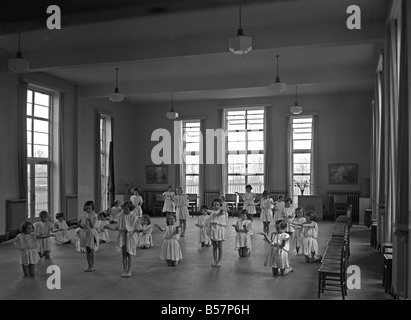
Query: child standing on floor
130 187 143 218
154 214 182 266
34 210 55 259
219 195 229 213
236 185 256 220
233 209 253 257
283 198 295 237
256 190 274 235
195 205 211 247
259 220 294 276
95 212 110 243
0 221 56 277
105 200 140 277
137 214 153 249
173 186 190 237
54 212 75 245
109 200 121 222
162 185 175 215
289 207 306 255
273 194 285 223
300 211 322 263
78 200 99 272
206 198 228 267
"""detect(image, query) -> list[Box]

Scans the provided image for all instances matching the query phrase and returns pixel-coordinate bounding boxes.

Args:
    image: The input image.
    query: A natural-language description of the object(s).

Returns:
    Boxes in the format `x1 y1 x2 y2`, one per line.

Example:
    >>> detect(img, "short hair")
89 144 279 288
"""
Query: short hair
55 212 65 220
98 211 107 218
166 213 176 225
245 184 252 190
39 210 49 219
219 195 225 200
142 214 151 225
20 220 33 233
286 197 293 204
167 185 174 190
83 200 95 211
200 204 209 211
277 220 288 230
263 190 270 197
277 194 284 200
113 200 120 206
240 209 248 216
305 210 317 220
132 187 140 193
212 198 222 206
176 186 183 192
121 200 135 212
295 206 304 214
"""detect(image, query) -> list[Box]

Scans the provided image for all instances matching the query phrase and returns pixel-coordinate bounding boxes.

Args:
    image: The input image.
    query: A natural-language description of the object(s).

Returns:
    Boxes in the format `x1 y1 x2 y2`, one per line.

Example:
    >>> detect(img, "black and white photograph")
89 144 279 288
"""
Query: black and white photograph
0 0 409 305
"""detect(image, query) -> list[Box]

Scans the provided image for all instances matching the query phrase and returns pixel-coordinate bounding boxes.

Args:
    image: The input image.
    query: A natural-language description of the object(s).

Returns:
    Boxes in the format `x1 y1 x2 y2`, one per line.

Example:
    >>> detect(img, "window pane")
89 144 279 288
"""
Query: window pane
247 154 264 173
34 119 49 134
248 131 263 141
228 175 245 193
293 153 311 163
293 140 311 150
247 176 264 193
228 131 245 142
33 144 49 158
248 141 264 151
35 164 48 218
27 119 32 131
27 144 32 157
27 132 32 144
27 90 33 103
293 132 312 140
228 154 246 173
34 92 50 107
27 103 32 116
228 141 245 151
186 142 199 152
34 105 49 119
33 132 49 145
293 163 311 174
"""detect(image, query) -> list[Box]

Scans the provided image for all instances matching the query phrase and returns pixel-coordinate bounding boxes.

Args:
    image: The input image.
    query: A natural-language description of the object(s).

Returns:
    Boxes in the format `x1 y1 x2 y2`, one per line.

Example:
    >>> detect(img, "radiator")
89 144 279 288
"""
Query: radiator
204 191 220 208
328 193 359 214
6 199 27 232
66 195 78 221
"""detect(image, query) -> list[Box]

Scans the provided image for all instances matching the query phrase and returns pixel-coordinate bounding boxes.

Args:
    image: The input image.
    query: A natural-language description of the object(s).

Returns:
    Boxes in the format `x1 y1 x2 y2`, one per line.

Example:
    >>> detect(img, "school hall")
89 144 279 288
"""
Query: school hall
0 0 409 300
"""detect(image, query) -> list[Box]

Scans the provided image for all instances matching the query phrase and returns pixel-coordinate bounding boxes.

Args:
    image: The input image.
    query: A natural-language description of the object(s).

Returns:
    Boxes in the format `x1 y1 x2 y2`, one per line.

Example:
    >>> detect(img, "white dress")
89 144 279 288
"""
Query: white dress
116 212 139 255
14 233 41 265
283 206 296 232
137 224 153 248
95 220 110 242
301 222 319 256
197 215 211 245
78 212 99 251
110 206 121 221
290 217 306 252
273 201 285 222
54 220 71 244
130 194 143 217
207 210 228 241
260 198 274 222
160 226 182 261
241 192 256 215
75 228 86 252
162 192 175 213
264 232 290 269
234 219 253 251
33 221 54 254
175 194 190 220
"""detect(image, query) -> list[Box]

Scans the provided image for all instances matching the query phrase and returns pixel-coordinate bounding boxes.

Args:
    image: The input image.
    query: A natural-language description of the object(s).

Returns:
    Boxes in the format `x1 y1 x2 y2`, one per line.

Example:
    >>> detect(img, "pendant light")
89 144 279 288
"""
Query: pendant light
290 86 303 115
109 68 124 102
229 1 252 54
166 93 179 119
272 55 287 93
8 32 30 73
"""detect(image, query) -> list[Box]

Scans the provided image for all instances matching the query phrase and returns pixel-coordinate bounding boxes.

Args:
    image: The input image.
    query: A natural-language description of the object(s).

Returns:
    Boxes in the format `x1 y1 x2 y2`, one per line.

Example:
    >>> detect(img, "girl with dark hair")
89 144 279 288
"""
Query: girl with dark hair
78 200 99 272
206 198 228 267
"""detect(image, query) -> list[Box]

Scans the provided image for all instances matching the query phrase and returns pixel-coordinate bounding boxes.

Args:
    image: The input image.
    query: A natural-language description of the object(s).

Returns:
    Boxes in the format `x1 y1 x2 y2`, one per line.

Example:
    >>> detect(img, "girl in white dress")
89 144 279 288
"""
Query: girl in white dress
232 209 253 257
173 186 190 237
236 185 256 220
78 200 99 272
206 198 228 267
54 212 75 244
95 212 110 243
162 185 175 215
255 190 274 235
137 214 153 249
105 200 140 278
282 197 295 236
289 207 306 255
0 221 55 277
33 211 55 259
195 205 211 247
130 188 143 218
154 214 182 266
109 200 121 222
259 220 294 276
273 194 285 222
300 211 322 263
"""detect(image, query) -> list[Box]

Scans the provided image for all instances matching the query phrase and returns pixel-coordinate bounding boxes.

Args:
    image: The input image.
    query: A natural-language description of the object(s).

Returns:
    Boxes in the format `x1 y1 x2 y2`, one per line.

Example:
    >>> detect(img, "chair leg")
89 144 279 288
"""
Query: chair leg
341 277 345 300
318 273 322 298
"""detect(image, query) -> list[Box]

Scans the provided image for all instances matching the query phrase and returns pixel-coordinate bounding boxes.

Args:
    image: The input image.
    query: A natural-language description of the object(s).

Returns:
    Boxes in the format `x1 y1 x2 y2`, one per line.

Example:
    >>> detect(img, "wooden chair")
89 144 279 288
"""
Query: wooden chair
225 193 237 216
382 243 393 290
152 194 164 216
187 194 198 216
333 195 347 219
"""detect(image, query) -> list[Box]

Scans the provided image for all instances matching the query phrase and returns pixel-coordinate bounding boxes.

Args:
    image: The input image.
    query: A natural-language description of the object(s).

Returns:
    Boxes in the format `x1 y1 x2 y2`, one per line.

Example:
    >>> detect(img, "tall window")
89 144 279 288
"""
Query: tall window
291 116 313 205
226 109 264 194
183 120 200 195
27 88 52 219
98 114 112 210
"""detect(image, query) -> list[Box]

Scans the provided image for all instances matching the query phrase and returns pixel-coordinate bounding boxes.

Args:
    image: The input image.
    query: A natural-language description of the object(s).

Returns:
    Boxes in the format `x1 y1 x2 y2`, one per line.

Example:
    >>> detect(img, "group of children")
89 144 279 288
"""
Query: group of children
0 185 322 279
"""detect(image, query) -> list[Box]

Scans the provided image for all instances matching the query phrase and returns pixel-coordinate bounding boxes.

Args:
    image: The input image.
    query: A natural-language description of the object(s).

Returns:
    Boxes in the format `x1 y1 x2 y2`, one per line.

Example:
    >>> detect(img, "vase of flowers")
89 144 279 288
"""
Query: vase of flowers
294 179 311 195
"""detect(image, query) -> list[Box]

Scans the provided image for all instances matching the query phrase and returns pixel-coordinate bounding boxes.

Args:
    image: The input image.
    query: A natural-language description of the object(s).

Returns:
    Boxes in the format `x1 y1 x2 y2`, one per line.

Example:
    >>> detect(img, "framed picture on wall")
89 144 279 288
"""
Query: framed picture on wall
328 163 358 184
146 165 168 184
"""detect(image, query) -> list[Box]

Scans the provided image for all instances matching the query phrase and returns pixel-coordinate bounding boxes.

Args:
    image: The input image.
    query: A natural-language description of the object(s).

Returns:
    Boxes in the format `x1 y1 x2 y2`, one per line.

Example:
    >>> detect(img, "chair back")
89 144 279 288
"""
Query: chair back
225 193 237 202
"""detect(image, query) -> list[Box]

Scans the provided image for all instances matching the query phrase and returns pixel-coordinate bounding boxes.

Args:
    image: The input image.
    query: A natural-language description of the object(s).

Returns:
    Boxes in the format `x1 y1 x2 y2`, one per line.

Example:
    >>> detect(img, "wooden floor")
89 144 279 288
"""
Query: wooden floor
0 217 391 300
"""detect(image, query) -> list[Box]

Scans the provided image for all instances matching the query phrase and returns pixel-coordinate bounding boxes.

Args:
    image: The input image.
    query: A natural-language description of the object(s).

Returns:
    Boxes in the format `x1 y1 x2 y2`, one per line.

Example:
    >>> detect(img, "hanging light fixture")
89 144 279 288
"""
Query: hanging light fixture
166 93 179 120
229 1 252 54
109 68 124 102
8 32 30 73
272 55 287 93
290 86 303 115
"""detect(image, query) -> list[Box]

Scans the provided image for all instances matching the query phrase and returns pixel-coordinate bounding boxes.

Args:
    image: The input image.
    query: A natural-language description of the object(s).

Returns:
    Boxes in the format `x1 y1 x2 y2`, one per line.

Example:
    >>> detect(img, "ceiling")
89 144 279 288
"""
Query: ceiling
0 0 390 104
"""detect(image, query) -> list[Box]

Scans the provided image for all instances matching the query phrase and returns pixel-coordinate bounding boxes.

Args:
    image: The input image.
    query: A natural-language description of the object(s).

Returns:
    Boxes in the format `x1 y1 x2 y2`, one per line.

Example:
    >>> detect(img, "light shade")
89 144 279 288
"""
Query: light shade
290 104 303 115
109 90 124 103
272 81 287 93
166 111 179 120
8 55 29 73
229 34 252 55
